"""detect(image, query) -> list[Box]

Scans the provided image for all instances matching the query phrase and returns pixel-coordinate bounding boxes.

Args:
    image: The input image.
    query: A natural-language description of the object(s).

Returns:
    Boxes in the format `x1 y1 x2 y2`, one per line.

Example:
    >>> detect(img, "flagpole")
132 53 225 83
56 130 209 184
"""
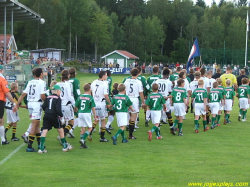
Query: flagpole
245 8 249 67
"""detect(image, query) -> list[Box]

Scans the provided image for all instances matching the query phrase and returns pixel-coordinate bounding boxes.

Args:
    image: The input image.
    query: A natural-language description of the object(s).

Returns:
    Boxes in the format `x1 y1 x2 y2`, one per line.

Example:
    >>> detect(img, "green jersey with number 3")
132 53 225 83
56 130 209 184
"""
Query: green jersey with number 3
171 87 187 103
146 93 166 110
191 88 207 103
111 94 133 112
208 89 223 103
75 94 96 113
173 73 179 81
224 87 235 99
238 85 249 98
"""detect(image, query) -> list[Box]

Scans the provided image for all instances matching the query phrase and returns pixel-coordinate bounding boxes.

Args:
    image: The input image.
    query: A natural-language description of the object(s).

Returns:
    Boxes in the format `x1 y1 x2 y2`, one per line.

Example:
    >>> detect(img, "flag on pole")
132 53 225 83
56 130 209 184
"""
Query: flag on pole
246 10 249 32
186 37 200 71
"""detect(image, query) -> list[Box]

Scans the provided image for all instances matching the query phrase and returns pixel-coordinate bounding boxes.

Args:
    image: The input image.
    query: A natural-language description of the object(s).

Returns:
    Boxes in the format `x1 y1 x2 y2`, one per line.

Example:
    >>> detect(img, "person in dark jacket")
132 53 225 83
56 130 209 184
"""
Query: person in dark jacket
237 69 248 86
212 68 221 79
187 68 195 82
38 85 72 153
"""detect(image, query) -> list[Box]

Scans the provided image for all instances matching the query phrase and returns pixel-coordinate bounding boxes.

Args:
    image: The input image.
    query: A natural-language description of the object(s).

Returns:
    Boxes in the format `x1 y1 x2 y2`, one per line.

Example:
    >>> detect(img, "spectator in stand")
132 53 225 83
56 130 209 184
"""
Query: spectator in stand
109 62 113 68
106 62 108 68
237 65 240 75
159 62 163 74
234 65 237 75
212 63 217 74
212 68 221 79
135 62 139 67
176 62 180 67
88 62 92 73
180 64 183 69
116 63 120 68
148 63 152 74
133 61 136 67
183 64 186 70
142 63 146 74
207 64 211 71
237 69 248 86
188 68 195 82
223 65 227 73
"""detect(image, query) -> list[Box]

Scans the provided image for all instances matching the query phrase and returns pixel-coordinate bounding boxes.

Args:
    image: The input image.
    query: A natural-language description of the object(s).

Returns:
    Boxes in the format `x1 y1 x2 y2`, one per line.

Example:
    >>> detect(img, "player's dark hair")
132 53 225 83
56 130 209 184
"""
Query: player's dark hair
153 66 159 73
69 67 76 78
242 78 249 84
84 83 91 92
136 66 141 73
176 67 182 72
106 70 111 77
216 68 221 73
200 68 206 76
113 82 119 90
61 70 69 81
131 68 139 76
195 71 201 78
179 71 185 79
163 68 170 76
99 71 107 78
177 79 185 87
189 69 194 74
152 83 159 91
213 81 218 88
32 68 37 76
35 68 43 78
227 66 232 71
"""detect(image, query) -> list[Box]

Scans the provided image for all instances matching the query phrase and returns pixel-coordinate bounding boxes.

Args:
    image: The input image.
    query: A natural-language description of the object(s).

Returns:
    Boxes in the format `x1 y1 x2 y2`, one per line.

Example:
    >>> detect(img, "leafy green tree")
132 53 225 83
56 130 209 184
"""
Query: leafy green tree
170 37 189 63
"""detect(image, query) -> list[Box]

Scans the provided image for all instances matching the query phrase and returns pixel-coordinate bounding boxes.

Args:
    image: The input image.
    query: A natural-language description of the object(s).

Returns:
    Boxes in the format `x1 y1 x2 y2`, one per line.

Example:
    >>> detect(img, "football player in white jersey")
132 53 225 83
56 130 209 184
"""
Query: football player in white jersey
155 68 175 135
15 68 46 152
91 71 111 142
56 70 75 144
124 68 145 139
189 71 201 113
200 68 211 94
207 71 216 89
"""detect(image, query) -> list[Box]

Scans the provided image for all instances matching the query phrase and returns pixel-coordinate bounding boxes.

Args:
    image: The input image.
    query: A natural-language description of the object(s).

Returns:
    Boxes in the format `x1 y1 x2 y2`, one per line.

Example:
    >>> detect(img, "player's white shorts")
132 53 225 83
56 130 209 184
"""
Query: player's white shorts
62 105 74 122
166 99 172 113
209 102 219 114
95 104 106 120
116 112 128 127
6 109 19 123
28 101 42 120
78 113 92 128
239 98 249 109
129 98 139 113
194 103 206 116
173 103 186 116
151 110 161 124
219 101 224 111
224 99 233 111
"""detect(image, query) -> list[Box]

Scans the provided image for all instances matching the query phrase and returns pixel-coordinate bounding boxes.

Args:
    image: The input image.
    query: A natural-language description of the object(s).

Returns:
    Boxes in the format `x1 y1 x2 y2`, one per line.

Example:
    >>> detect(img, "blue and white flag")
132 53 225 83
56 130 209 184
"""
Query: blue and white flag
186 37 200 72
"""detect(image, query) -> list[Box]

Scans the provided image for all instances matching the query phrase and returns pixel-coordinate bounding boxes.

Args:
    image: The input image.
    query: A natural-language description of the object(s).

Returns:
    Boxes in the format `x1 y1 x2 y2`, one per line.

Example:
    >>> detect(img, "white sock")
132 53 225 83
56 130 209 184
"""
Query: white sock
146 110 150 121
106 115 114 128
0 126 5 142
127 113 130 125
25 123 32 136
72 118 78 129
99 120 102 133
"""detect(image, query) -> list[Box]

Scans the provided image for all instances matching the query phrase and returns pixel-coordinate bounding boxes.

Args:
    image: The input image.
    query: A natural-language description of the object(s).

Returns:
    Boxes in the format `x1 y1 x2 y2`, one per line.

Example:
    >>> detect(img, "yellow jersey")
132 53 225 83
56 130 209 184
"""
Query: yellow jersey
220 73 237 87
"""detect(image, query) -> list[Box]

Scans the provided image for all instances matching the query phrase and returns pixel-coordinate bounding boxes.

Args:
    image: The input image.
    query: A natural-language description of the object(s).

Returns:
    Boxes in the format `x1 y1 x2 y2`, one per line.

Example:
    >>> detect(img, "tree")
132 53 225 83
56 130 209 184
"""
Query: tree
170 37 189 63
196 0 206 8
89 11 111 61
184 15 198 43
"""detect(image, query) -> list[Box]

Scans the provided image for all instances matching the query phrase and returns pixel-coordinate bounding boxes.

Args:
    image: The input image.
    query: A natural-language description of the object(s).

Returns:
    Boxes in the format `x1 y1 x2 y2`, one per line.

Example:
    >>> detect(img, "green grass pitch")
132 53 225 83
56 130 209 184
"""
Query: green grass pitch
0 73 249 187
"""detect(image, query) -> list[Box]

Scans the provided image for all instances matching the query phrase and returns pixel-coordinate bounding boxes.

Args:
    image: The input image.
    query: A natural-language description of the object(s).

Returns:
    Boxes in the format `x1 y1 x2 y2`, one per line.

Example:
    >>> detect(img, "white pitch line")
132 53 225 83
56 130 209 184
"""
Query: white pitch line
0 143 25 166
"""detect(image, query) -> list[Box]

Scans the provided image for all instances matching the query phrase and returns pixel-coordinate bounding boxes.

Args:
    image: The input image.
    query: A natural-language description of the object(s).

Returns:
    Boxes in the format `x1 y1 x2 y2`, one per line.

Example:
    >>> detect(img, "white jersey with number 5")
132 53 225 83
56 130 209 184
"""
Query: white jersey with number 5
155 79 172 97
209 78 216 89
23 79 46 102
57 81 75 106
91 79 108 104
124 78 143 98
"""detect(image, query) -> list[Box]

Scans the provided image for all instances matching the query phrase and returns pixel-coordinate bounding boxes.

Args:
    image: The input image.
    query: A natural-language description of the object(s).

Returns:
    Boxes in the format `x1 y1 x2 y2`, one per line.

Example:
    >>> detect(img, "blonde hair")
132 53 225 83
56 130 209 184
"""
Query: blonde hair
50 81 57 90
216 78 222 85
10 82 18 91
118 83 126 92
226 79 231 86
198 79 204 86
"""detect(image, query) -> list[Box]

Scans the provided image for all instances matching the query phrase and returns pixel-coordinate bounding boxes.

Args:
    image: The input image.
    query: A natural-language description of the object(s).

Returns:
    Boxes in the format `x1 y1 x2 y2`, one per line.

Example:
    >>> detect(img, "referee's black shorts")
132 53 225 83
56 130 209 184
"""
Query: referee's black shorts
42 114 62 130
0 100 6 119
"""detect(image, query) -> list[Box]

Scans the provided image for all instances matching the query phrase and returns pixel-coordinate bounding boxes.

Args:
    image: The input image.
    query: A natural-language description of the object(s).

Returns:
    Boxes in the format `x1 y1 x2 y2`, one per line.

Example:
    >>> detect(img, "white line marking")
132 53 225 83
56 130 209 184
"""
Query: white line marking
0 143 25 166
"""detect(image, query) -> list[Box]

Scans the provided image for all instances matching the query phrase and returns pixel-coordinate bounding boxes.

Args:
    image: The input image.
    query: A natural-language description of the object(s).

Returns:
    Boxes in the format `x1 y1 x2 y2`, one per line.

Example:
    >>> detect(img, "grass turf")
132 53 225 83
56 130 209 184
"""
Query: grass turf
0 73 250 187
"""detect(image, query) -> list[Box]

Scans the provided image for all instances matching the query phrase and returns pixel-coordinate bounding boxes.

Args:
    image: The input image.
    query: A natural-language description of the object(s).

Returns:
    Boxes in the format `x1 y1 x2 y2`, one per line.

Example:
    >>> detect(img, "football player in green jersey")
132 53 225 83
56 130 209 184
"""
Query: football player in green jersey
237 78 250 121
208 82 224 129
224 79 235 124
146 83 167 140
75 83 97 149
191 79 208 133
216 78 226 126
172 67 182 81
171 79 187 136
111 83 134 145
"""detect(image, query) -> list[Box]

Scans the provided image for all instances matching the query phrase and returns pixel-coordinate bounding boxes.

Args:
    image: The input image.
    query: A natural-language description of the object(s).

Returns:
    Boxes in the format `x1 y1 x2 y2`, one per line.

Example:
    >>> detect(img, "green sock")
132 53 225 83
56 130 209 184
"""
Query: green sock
82 131 90 140
40 137 45 150
173 119 178 127
178 123 183 133
121 130 125 140
243 110 247 119
225 114 229 122
115 129 123 138
151 126 158 133
239 109 243 116
217 115 221 124
61 138 67 148
203 120 207 130
156 127 160 136
212 117 216 127
194 120 199 130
